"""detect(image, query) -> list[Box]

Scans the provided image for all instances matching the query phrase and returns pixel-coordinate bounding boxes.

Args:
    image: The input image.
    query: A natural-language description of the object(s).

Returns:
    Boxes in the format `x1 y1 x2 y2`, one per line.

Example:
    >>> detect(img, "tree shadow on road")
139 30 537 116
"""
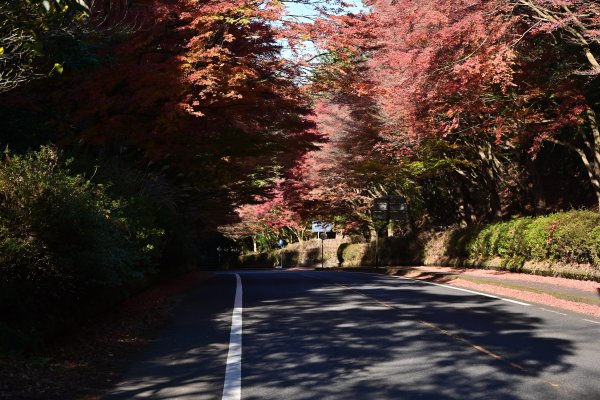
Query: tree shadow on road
240 272 583 400
103 271 592 400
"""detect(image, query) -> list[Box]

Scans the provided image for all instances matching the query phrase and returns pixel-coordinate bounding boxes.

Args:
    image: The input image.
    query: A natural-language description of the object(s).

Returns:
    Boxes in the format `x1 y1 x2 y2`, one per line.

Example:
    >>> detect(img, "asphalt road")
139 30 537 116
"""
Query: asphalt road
105 270 600 399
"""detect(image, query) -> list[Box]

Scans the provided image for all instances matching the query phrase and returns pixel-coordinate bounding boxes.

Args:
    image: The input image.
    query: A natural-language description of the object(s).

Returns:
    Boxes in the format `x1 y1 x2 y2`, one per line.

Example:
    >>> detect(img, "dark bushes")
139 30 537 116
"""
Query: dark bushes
0 147 165 351
0 147 162 287
237 251 278 268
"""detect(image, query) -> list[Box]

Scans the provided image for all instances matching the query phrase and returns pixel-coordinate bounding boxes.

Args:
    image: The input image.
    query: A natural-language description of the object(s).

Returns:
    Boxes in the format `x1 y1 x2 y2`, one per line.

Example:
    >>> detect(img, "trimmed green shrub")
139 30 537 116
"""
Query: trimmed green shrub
468 224 497 258
523 213 562 261
543 211 600 264
237 251 278 268
337 243 350 264
497 217 532 258
591 226 600 265
457 210 600 268
340 243 370 266
378 236 423 265
446 226 481 258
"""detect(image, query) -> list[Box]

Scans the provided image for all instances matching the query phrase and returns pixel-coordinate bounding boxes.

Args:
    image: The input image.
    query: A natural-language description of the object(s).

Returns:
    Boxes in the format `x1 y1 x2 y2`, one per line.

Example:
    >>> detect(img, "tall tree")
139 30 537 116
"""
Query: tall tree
511 1 600 207
306 0 600 216
2 0 318 228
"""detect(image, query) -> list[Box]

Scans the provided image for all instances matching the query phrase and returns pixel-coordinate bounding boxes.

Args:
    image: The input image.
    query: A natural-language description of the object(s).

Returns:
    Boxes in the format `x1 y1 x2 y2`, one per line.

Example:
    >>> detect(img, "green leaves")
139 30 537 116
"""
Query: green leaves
38 0 89 14
460 210 600 267
0 0 91 91
0 146 159 288
52 63 64 74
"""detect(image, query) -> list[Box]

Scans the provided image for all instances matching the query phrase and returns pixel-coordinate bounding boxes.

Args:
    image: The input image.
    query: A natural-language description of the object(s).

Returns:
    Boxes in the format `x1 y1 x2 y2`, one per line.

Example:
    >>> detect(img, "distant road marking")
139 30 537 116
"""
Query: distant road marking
583 319 600 325
540 308 568 316
222 273 242 400
393 276 531 306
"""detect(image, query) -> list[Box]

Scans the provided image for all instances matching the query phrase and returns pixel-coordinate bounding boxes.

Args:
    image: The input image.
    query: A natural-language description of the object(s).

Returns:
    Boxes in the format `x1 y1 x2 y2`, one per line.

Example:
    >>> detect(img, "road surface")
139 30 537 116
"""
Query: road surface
105 270 600 399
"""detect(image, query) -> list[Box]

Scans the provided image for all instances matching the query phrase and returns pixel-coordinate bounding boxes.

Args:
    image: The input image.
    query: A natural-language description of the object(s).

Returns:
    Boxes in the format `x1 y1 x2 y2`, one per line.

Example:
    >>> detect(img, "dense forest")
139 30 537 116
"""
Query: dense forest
1 0 599 350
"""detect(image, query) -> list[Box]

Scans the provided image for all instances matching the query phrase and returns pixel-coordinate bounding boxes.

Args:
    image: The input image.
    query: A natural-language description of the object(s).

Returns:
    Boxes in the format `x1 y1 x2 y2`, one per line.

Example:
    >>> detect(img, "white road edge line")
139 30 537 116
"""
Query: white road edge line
582 319 600 325
222 273 242 400
540 308 568 316
392 275 531 306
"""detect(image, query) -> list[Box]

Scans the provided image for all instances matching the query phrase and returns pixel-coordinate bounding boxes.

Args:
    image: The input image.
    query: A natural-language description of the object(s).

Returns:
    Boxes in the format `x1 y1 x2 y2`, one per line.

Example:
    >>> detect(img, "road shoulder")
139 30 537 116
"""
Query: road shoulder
331 266 600 318
0 271 212 400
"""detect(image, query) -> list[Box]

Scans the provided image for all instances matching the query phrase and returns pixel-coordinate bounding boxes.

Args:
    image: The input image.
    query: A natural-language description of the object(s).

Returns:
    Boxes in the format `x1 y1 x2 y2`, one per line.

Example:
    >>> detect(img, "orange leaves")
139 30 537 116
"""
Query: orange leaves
175 0 302 121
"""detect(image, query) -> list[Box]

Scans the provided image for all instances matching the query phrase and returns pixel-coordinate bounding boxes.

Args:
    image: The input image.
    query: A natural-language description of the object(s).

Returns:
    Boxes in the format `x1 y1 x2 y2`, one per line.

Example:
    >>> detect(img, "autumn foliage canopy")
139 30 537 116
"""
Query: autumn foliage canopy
2 0 600 247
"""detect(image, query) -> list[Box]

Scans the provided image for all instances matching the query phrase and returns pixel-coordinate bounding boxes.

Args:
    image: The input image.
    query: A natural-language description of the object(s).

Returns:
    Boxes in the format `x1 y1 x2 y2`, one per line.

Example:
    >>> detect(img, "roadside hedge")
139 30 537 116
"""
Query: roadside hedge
237 251 279 268
457 210 600 271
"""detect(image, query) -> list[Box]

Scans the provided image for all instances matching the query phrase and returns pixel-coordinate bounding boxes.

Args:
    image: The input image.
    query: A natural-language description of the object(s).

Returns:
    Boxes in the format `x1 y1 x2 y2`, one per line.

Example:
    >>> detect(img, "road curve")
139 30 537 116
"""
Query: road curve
105 270 600 400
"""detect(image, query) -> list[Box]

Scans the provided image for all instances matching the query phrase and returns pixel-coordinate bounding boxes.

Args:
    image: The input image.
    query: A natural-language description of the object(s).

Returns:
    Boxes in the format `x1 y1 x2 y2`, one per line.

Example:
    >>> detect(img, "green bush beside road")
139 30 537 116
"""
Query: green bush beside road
0 147 167 352
457 211 600 266
441 211 600 279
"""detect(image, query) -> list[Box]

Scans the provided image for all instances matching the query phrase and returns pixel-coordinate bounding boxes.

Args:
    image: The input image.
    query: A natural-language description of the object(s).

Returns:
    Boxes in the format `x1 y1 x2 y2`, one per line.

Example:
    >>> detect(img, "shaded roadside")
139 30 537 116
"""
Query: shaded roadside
0 271 213 400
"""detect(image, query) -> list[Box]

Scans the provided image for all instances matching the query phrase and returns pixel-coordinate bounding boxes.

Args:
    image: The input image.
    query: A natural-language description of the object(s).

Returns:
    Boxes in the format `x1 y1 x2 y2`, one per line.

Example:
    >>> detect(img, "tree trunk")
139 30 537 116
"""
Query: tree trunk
252 236 257 253
524 156 546 215
369 226 377 241
586 109 600 209
294 228 305 242
457 181 476 226
478 145 502 219
547 108 600 209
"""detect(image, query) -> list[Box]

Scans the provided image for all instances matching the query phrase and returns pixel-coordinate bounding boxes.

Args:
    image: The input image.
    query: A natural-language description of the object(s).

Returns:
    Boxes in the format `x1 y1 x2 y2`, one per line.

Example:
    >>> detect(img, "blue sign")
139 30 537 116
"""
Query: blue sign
311 221 332 233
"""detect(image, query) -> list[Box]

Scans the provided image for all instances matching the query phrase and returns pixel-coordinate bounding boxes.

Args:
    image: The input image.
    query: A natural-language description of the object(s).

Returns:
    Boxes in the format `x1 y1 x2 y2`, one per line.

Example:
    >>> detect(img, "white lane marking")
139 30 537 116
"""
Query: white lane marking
222 273 242 400
582 319 600 325
392 276 531 306
540 308 568 316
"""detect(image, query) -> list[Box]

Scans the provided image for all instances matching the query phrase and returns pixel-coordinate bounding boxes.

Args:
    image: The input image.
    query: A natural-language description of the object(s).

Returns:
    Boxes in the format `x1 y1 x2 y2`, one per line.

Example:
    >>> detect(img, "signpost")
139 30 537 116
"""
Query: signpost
319 232 327 269
371 196 408 267
311 221 332 233
276 239 285 269
312 221 331 269
373 196 408 221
